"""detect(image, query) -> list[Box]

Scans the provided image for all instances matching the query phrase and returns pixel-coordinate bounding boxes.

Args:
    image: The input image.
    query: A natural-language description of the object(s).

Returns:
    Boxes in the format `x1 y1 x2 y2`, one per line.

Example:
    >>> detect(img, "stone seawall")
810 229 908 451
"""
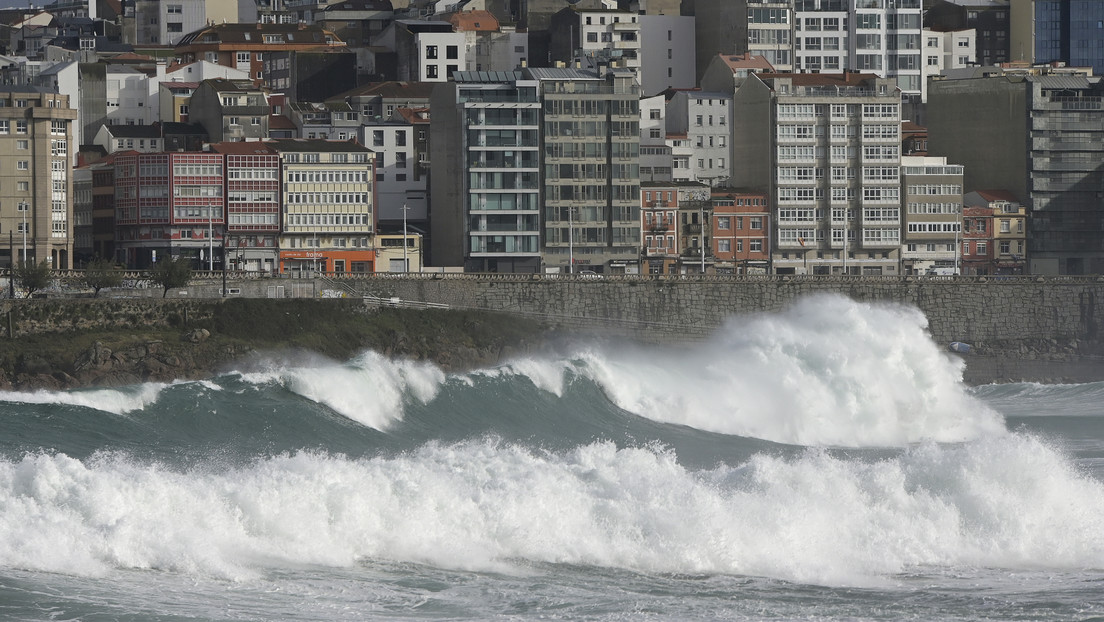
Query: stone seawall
358 276 1104 355
5 274 1104 384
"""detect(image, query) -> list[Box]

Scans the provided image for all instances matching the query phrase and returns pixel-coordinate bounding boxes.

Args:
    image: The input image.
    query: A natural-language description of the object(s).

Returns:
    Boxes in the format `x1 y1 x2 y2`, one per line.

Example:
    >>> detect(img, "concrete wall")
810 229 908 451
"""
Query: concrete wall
8 273 1104 357
343 275 1104 354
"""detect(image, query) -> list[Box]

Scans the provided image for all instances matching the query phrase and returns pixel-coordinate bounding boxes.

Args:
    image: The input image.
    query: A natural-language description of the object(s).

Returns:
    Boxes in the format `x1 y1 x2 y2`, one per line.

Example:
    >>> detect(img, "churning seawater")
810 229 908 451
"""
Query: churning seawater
1 294 1103 621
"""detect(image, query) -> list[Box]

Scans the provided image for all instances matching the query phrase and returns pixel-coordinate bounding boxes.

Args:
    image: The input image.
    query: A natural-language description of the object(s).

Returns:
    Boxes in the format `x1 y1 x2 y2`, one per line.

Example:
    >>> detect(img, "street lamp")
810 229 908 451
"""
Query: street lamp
21 203 26 263
207 203 214 272
401 202 409 272
568 206 574 275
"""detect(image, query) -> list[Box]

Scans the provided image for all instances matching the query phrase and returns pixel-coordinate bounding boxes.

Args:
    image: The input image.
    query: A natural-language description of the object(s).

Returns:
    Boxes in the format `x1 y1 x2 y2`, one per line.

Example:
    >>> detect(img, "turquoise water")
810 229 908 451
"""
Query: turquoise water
1 295 1102 620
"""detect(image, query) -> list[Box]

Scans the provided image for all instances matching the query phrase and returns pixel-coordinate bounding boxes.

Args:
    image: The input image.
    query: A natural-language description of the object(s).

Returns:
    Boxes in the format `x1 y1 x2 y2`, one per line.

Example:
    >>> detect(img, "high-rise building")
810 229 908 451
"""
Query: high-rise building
793 0 924 101
429 71 542 273
899 155 963 275
534 68 640 275
928 70 1104 274
0 87 77 270
1010 0 1104 75
429 67 640 274
731 72 903 275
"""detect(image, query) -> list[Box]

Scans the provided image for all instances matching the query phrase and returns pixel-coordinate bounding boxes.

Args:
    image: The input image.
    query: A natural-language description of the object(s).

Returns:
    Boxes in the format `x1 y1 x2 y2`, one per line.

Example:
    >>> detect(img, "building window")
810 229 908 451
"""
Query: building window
426 45 438 59
426 65 438 79
17 160 28 170
446 45 458 59
16 140 27 150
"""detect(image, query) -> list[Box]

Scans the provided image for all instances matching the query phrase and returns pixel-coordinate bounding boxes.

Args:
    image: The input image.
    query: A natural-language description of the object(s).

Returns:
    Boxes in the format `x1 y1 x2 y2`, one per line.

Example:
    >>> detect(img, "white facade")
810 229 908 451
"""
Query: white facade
639 15 694 95
360 122 427 223
921 28 976 102
574 9 641 79
136 0 207 46
417 31 468 81
794 0 923 99
165 60 252 83
667 91 732 187
748 0 794 72
639 94 672 182
106 66 154 127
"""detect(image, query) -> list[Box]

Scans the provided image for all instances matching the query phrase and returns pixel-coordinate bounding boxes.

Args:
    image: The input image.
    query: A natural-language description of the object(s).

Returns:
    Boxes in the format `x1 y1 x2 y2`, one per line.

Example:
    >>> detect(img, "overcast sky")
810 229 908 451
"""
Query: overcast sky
0 1 45 9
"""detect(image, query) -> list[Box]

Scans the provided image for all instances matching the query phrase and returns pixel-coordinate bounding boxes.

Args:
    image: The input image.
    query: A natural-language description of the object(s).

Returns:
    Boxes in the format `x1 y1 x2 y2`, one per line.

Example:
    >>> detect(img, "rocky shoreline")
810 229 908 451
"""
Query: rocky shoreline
2 298 1103 391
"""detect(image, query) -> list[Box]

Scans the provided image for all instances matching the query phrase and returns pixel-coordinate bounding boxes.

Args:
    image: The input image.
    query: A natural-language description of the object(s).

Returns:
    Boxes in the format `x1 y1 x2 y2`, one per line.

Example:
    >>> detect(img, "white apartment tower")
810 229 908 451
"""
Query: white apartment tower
793 0 923 101
732 72 903 275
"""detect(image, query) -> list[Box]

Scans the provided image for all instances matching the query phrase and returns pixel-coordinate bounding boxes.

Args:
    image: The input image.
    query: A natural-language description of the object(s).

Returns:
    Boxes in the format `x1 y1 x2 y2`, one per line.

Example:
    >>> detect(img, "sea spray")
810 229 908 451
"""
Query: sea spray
234 351 446 431
0 383 170 416
558 294 1005 446
1 435 1101 587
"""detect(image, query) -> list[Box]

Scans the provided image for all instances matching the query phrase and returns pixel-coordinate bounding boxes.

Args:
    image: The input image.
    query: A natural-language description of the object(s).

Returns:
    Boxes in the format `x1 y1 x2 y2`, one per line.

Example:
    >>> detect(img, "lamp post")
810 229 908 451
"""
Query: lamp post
401 202 409 272
699 203 705 275
568 206 574 275
207 203 214 272
21 204 26 263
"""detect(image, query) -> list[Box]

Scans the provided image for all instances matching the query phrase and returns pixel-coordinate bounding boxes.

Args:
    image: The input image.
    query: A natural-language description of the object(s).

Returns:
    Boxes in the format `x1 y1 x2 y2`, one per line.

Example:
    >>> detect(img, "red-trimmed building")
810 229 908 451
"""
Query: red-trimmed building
961 201 994 275
210 142 282 273
114 151 226 269
711 189 771 274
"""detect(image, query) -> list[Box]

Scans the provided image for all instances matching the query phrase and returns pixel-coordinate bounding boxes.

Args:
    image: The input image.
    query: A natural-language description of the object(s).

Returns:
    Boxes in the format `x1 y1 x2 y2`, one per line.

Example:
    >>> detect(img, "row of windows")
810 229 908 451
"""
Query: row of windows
285 193 370 205
285 213 370 227
286 171 370 184
908 184 962 195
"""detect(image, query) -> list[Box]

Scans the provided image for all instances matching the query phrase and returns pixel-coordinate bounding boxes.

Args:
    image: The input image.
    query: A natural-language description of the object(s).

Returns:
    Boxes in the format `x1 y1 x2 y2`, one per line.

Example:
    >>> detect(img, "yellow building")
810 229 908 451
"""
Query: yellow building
271 139 377 274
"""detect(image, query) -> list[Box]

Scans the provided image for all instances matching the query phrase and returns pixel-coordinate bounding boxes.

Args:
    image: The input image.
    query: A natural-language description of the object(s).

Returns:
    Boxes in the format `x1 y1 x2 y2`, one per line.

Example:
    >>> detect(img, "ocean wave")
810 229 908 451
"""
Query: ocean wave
1 433 1099 586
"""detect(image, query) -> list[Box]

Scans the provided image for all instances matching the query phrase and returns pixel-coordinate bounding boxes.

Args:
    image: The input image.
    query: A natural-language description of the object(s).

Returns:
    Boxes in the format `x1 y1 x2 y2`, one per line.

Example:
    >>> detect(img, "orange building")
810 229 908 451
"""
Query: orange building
711 189 770 274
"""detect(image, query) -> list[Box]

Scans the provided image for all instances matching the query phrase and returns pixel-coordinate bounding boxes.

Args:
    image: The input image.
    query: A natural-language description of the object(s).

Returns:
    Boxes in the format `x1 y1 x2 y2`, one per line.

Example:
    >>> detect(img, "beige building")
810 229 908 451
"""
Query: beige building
0 87 77 269
900 155 964 275
270 139 378 274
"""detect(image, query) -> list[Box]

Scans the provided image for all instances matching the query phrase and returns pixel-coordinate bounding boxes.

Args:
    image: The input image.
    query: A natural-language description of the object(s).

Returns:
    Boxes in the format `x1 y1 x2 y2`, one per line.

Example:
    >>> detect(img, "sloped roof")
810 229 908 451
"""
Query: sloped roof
716 53 775 73
209 141 276 155
759 71 882 88
332 80 436 100
449 10 499 32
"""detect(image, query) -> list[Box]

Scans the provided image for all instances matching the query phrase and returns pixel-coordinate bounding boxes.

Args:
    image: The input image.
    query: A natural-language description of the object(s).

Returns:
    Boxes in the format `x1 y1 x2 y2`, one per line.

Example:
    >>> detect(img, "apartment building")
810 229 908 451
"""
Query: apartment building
928 70 1104 274
133 0 206 46
920 28 977 103
900 155 963 275
0 87 77 269
965 189 1027 274
549 6 642 80
188 79 269 143
747 0 795 72
174 22 346 83
1010 0 1104 74
534 68 641 275
711 189 771 274
270 139 376 274
924 0 1011 68
428 71 542 273
793 0 924 101
731 72 903 275
665 90 732 187
210 142 282 274
640 182 680 275
114 151 225 269
639 14 696 94
639 94 673 183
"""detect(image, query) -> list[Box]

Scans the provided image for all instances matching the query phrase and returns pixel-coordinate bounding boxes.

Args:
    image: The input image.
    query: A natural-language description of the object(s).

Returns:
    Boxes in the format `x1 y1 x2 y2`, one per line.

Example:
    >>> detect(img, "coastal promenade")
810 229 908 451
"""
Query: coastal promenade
7 270 1103 351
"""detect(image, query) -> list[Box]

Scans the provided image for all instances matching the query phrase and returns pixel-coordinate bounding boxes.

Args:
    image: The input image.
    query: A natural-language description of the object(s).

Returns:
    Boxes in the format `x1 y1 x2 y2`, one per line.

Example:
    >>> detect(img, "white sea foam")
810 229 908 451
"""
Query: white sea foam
233 352 446 430
0 383 168 415
0 434 1100 586
563 294 1005 446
